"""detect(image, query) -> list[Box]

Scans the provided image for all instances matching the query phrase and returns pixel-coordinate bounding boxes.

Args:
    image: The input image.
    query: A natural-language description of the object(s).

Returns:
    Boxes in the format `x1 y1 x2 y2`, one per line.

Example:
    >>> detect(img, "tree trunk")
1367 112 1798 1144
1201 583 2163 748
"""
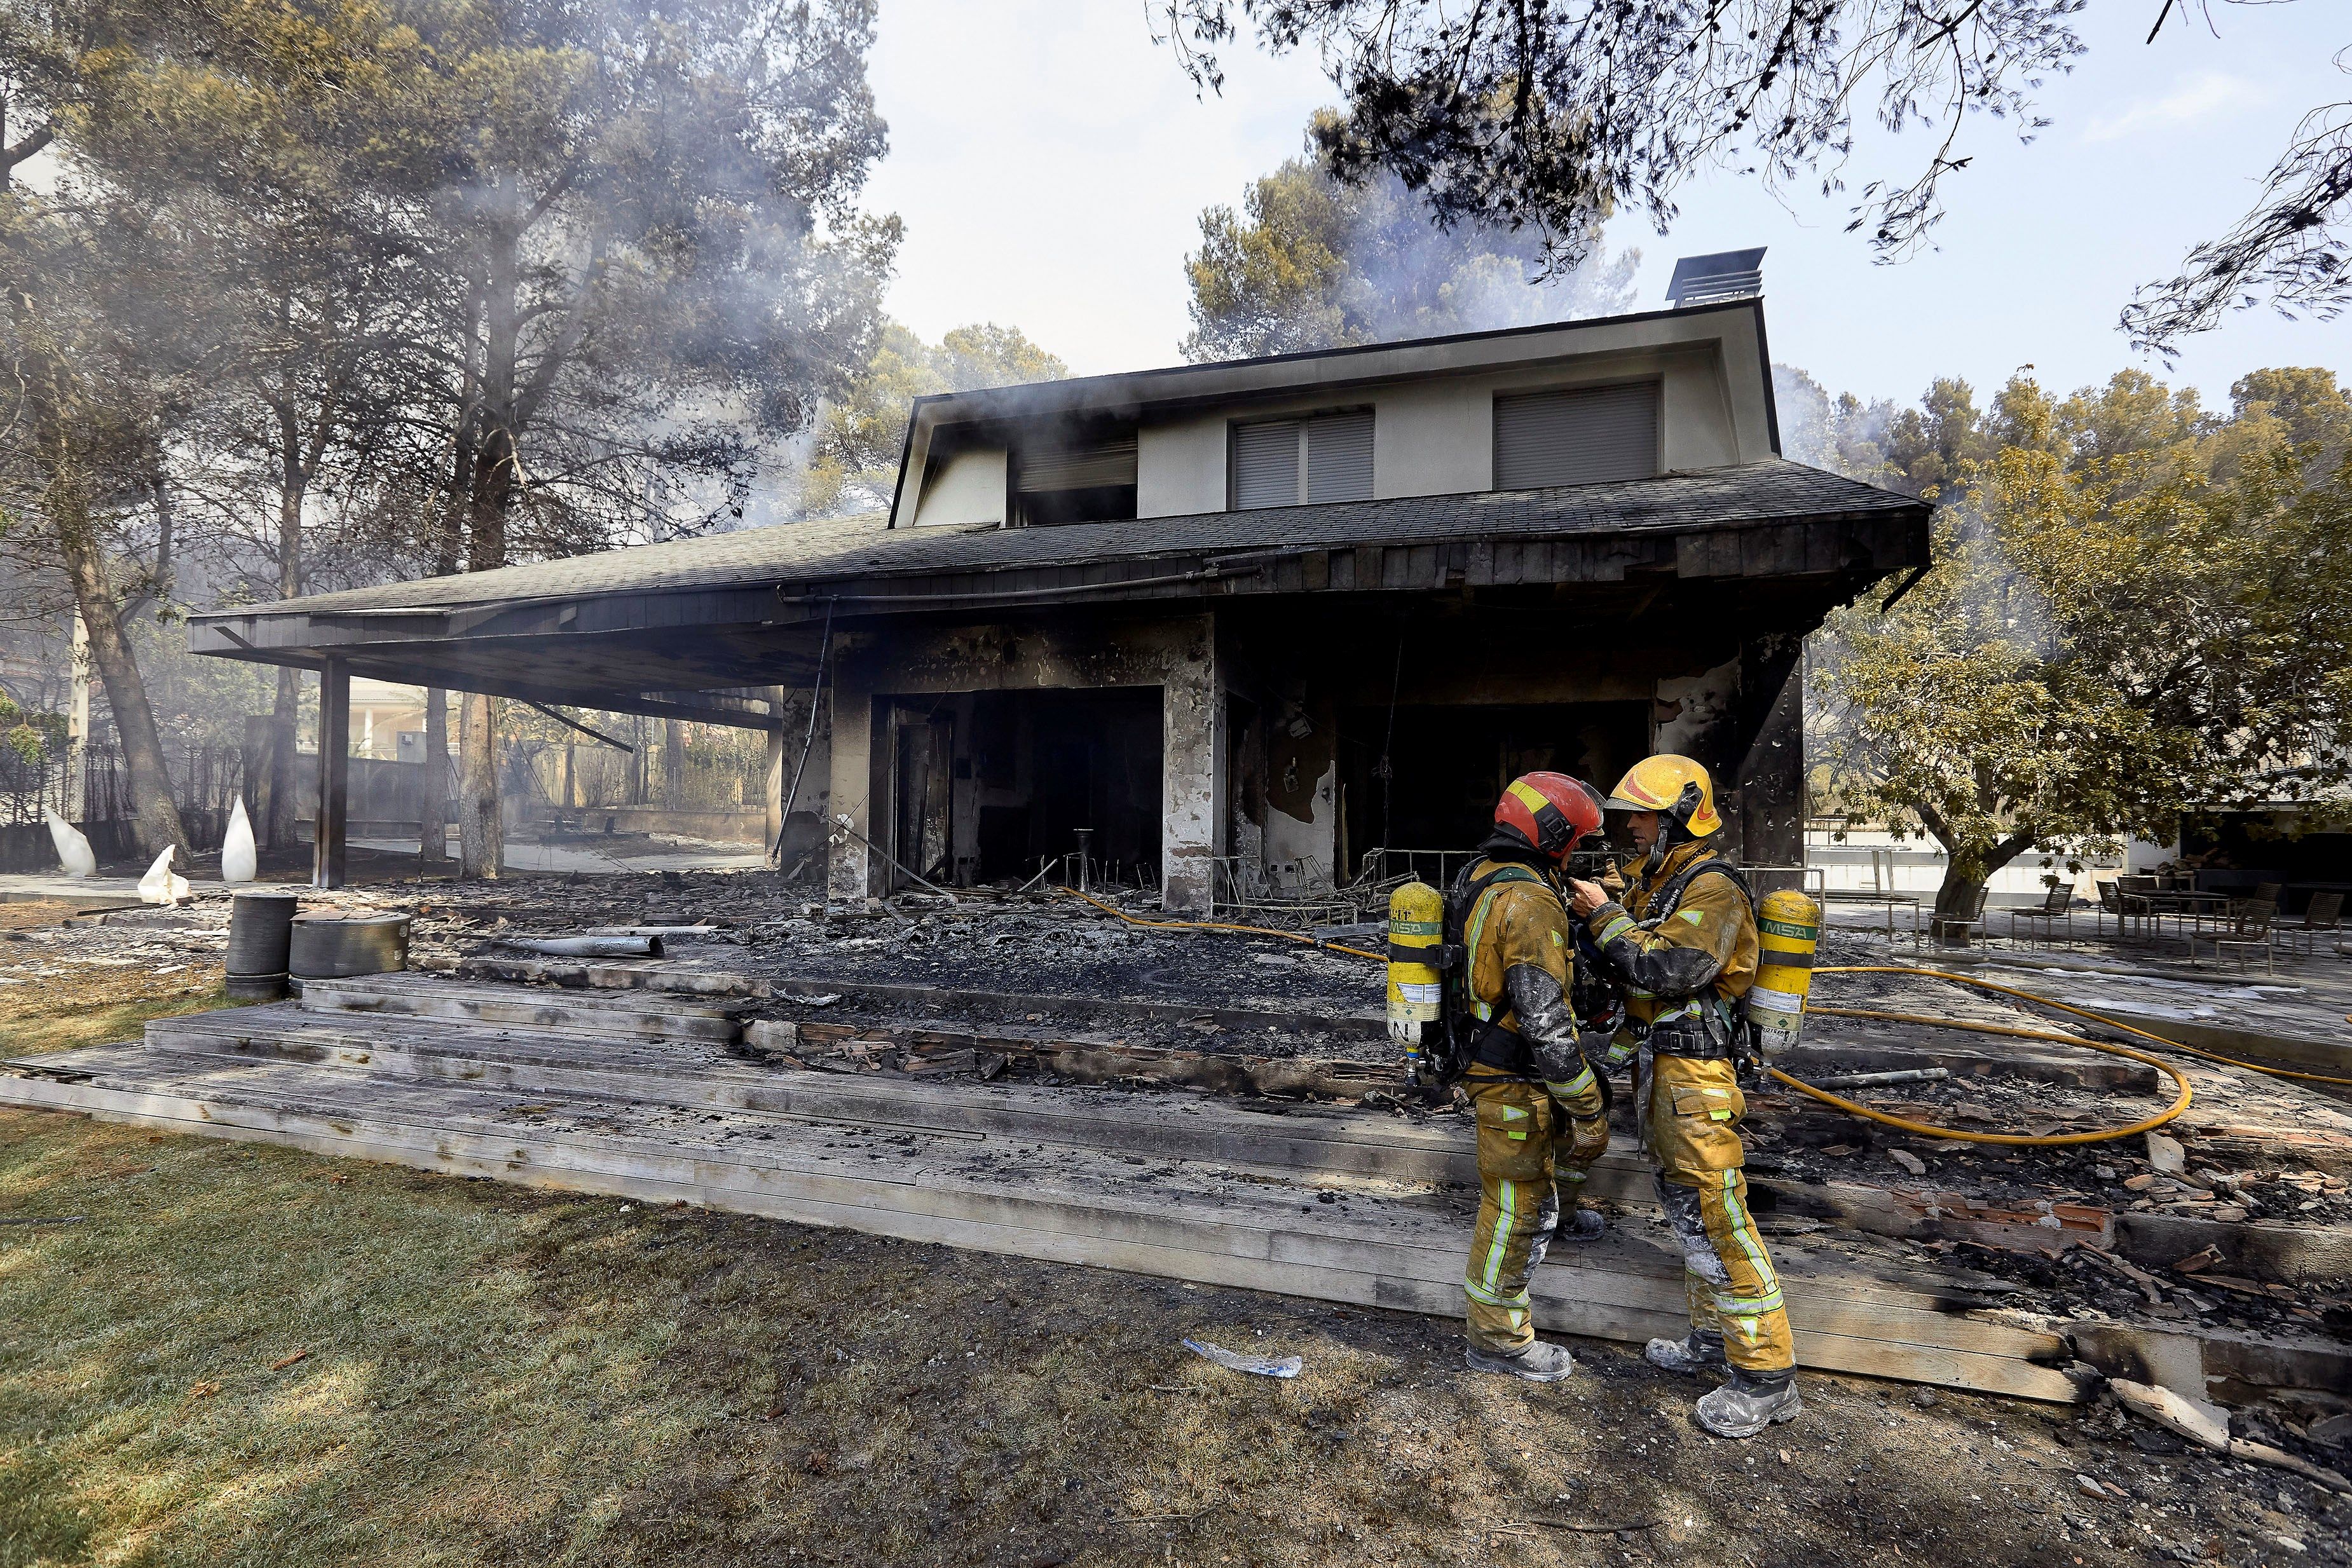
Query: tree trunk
1925 827 2037 947
453 221 519 879
53 489 185 861
458 692 502 877
418 686 449 865
663 719 686 806
264 404 307 854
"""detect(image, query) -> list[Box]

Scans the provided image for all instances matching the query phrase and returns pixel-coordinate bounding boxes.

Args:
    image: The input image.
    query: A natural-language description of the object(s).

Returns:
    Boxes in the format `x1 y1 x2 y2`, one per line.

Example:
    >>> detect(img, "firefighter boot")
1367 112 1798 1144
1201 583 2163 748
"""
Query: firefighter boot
1465 1339 1577 1382
1644 1328 1727 1375
1693 1368 1803 1438
1561 1206 1606 1242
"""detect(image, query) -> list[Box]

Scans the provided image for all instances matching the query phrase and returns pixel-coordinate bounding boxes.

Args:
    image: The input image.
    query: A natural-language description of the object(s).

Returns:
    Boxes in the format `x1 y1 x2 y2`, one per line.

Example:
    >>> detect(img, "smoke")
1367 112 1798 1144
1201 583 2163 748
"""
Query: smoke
1772 363 1899 484
1183 134 1642 362
1329 170 1643 339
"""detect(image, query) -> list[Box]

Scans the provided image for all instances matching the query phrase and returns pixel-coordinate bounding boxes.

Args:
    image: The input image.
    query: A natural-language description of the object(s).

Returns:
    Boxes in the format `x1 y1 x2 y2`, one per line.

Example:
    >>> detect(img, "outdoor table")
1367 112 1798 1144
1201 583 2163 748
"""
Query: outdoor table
2157 890 2234 939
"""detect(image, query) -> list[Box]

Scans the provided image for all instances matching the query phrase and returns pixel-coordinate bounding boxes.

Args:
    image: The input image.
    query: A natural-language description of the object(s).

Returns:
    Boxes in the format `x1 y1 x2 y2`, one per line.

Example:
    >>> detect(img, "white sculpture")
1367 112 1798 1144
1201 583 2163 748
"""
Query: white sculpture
221 798 257 883
43 808 97 878
138 843 191 905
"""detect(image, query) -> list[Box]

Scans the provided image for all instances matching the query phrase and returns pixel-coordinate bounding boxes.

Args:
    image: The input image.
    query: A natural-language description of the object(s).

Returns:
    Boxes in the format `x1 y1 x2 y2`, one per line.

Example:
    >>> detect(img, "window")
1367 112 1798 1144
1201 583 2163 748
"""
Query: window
1231 410 1375 509
1492 383 1660 491
1014 434 1137 526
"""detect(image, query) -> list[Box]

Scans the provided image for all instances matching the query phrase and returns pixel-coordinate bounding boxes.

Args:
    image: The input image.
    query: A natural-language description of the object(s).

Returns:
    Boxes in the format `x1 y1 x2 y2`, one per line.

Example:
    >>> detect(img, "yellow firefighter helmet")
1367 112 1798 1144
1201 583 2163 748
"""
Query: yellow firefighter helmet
1604 754 1723 838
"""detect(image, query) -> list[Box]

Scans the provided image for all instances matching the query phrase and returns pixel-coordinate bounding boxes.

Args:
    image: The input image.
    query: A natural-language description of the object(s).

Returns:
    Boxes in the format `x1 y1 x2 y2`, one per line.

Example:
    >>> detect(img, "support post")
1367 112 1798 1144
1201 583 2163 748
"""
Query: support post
313 659 350 889
763 711 787 871
1161 615 1220 915
1733 637 1807 868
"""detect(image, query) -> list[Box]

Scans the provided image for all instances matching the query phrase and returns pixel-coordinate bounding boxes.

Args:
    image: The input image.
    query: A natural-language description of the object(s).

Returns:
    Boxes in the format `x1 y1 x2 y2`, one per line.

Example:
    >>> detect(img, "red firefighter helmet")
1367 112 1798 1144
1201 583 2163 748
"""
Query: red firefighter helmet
1489 772 1604 865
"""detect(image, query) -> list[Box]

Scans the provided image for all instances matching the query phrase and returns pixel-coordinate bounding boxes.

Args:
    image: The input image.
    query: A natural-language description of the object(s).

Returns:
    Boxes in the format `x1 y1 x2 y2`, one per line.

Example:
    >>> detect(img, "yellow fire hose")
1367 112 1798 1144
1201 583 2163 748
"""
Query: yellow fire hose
1056 888 2351 1146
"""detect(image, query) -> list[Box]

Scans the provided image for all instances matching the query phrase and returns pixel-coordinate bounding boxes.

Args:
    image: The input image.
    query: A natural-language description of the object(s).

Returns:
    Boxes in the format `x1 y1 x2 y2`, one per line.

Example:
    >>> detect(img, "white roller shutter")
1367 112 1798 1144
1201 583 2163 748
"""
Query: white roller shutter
1304 410 1374 503
1493 383 1660 490
1233 410 1376 509
1233 419 1302 509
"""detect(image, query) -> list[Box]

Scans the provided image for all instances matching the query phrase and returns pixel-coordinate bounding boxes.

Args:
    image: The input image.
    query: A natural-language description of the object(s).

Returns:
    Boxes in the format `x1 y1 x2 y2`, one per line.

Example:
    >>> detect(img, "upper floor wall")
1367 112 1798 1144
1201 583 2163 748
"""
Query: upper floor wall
892 299 1778 531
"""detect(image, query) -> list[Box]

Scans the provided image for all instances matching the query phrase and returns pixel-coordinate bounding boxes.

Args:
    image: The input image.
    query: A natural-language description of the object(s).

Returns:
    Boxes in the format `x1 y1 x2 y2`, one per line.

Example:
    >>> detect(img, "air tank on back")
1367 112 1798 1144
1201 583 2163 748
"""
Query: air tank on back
1386 881 1444 1082
1749 889 1821 1057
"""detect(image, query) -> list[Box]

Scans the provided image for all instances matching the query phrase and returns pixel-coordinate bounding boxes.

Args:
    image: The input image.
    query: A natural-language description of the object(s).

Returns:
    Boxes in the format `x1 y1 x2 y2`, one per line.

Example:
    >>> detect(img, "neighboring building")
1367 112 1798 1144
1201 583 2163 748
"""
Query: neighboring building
350 678 427 761
191 278 1931 907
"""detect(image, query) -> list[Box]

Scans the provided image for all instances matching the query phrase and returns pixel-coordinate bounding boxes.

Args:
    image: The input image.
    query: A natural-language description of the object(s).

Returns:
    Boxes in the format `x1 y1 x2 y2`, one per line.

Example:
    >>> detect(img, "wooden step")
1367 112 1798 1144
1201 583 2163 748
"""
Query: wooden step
299 971 746 1044
456 955 2162 1091
146 1004 1502 1189
141 1006 2146 1258
1 1039 2091 1403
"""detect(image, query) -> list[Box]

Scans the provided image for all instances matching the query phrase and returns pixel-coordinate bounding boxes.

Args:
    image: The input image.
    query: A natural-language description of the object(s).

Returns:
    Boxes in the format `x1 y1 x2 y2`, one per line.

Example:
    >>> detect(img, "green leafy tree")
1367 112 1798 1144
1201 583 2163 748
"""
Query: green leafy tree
799 320 1067 515
373 0 896 875
1182 113 1638 363
0 33 227 859
1812 368 2352 935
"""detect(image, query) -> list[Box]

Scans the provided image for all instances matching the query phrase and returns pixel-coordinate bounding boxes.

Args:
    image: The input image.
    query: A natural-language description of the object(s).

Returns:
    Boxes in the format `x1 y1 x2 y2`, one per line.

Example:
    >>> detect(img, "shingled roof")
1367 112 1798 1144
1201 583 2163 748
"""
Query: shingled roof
197 459 1922 624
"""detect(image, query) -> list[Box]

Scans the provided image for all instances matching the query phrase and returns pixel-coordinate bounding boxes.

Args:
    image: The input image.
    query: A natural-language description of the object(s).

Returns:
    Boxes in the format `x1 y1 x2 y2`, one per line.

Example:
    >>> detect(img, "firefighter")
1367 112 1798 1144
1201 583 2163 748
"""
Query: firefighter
1454 772 1614 1382
1562 755 1802 1438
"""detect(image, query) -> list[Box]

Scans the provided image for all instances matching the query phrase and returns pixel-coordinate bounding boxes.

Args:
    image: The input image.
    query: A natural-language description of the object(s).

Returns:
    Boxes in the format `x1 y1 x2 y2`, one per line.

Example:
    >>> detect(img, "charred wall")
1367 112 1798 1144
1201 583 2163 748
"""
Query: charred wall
825 611 1220 912
813 576 1826 914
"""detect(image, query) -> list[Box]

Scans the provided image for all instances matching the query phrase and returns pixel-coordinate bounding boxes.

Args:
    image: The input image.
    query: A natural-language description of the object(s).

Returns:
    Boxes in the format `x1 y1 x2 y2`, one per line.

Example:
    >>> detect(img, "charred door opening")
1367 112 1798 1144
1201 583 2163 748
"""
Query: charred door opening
890 706 955 887
966 688 1163 886
1339 701 1650 873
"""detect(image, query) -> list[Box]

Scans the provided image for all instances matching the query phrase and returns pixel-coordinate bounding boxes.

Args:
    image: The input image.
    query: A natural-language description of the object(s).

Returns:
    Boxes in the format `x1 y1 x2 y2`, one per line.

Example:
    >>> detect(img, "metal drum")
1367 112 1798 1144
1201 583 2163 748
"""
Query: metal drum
226 891 301 1001
288 912 413 979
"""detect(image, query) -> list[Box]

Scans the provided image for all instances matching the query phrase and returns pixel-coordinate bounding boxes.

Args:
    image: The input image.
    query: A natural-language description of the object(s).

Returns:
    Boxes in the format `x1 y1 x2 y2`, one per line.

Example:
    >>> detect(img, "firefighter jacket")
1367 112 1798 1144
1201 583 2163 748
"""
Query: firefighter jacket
1460 857 1602 1110
1582 840 1759 1045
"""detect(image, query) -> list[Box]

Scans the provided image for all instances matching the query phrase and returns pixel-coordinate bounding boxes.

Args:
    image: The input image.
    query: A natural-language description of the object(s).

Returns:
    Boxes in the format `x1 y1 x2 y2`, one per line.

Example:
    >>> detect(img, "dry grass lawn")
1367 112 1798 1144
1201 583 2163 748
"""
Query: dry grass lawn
5 1105 2324 1568
0 953 235 1057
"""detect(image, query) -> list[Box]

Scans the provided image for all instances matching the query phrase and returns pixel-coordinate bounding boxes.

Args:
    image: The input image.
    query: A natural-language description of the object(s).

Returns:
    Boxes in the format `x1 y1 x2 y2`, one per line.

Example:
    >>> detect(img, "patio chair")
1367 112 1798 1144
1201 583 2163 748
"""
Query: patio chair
2007 883 2074 946
2192 900 2276 974
1918 883 1990 947
2274 890 2342 958
2091 879 2130 939
2114 875 2160 942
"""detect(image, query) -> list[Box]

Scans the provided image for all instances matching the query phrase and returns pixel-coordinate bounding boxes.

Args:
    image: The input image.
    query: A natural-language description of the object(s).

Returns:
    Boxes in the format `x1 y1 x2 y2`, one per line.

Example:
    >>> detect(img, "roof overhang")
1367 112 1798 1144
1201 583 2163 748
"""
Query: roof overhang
187 460 1927 716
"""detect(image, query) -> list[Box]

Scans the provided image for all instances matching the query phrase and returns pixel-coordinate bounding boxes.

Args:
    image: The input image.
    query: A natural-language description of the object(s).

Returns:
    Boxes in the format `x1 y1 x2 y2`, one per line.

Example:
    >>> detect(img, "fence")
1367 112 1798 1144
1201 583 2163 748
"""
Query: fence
0 745 72 828
0 741 243 832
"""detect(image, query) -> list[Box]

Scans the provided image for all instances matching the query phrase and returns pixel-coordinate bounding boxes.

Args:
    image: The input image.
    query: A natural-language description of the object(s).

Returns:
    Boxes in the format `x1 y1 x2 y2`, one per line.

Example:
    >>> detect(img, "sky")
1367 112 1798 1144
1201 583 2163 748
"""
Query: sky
858 1 2351 412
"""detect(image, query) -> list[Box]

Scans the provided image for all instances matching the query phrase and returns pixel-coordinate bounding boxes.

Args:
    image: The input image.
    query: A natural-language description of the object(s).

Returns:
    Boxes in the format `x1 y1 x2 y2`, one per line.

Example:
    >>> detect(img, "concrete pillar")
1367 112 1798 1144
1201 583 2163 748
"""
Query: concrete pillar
1733 639 1807 869
1161 618 1220 915
313 660 349 889
826 674 874 903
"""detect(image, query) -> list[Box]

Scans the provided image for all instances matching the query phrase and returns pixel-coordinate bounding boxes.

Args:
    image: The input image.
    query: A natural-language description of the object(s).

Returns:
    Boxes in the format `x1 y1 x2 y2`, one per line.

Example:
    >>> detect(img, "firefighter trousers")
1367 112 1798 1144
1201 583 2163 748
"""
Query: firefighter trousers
1461 1073 1606 1354
1638 1050 1796 1374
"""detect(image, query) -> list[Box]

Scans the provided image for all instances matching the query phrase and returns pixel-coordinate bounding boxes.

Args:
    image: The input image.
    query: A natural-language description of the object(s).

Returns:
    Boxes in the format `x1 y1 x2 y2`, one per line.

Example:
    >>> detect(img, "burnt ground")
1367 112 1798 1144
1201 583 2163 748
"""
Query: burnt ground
4 868 2351 1567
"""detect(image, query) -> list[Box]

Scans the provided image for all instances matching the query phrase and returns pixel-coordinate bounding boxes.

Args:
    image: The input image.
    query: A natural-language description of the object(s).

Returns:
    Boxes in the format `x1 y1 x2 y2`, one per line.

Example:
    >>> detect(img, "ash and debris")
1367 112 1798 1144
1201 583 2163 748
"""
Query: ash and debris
0 901 232 987
9 873 2352 1267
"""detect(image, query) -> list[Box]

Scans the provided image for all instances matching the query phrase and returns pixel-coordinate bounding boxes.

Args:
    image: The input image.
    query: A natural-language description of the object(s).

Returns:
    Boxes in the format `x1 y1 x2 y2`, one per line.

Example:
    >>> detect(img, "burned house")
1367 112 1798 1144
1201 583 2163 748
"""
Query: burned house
191 285 1930 911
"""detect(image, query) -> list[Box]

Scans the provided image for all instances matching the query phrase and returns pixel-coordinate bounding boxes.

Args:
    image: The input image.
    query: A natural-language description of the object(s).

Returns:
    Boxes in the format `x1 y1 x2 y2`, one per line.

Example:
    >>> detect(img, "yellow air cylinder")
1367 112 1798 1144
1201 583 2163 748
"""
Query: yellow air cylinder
1750 890 1822 1057
1386 881 1444 1077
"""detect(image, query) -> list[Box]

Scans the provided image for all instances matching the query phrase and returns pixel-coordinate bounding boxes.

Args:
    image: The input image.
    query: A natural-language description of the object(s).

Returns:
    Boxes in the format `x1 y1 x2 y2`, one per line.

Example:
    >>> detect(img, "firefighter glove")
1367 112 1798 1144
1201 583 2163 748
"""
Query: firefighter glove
1568 1114 1611 1166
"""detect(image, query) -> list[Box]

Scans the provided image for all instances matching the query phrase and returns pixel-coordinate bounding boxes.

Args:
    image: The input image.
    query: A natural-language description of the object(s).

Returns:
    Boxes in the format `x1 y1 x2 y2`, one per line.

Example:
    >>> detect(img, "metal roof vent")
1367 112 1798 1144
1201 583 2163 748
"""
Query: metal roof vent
1665 247 1766 309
